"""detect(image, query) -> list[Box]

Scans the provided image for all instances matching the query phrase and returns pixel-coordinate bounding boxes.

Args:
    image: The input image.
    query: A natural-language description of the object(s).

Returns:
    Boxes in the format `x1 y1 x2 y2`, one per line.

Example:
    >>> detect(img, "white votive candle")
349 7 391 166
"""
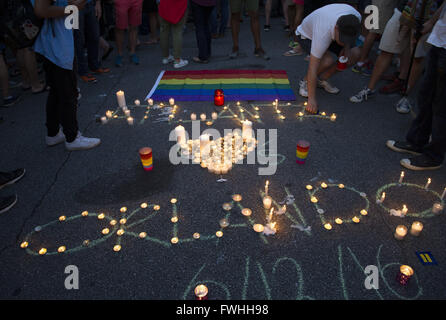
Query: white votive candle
116 90 126 108
200 113 207 121
191 113 197 121
410 221 423 236
169 98 175 106
263 196 272 210
127 117 134 125
432 203 443 214
394 225 408 240
175 125 186 145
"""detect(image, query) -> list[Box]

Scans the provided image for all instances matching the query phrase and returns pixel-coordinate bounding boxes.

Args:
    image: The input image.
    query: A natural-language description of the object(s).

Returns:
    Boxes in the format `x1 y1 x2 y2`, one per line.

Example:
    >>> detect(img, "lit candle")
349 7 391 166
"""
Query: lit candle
310 196 318 203
232 194 242 202
124 109 131 117
148 98 154 106
360 209 368 216
116 90 126 108
399 171 405 184
394 225 408 240
352 216 360 223
397 265 414 286
194 284 208 300
200 134 210 159
113 245 121 252
263 196 272 210
324 223 332 230
127 117 134 125
265 180 269 196
175 125 186 145
171 237 179 244
267 207 274 223
410 221 423 236
377 192 386 204
190 113 197 121
242 120 253 140
169 98 175 106
139 232 147 238
200 113 206 121
335 218 343 225
134 99 140 106
211 112 218 120
101 116 107 124
432 202 443 214
241 208 252 216
106 110 113 119
330 113 337 122
425 178 431 190
402 205 408 216
253 224 264 233
321 182 328 189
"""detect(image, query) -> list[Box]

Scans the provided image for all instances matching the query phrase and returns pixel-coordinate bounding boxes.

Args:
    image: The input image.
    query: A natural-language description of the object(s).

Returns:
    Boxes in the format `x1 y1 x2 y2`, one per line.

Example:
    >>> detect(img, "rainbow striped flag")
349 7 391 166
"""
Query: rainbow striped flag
146 70 295 101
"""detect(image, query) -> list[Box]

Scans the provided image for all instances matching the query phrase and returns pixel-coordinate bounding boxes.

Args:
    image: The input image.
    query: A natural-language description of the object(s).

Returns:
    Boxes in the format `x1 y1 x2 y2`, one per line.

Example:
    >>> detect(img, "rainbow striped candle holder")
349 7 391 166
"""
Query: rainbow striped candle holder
139 147 153 171
296 140 310 164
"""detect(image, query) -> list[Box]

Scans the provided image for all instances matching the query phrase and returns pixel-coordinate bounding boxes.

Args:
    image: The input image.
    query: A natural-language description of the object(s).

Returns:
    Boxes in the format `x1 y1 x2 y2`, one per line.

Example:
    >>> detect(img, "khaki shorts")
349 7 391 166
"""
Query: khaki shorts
229 0 259 14
370 0 398 34
379 9 430 58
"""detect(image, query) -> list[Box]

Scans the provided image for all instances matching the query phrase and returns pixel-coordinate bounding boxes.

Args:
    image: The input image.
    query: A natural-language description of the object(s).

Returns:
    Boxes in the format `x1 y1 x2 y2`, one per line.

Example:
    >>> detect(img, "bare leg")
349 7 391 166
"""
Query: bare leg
149 12 159 41
17 48 43 91
265 0 272 26
0 53 10 98
281 0 289 26
367 51 394 90
129 26 138 54
231 12 241 51
249 11 262 50
358 32 377 64
115 29 126 56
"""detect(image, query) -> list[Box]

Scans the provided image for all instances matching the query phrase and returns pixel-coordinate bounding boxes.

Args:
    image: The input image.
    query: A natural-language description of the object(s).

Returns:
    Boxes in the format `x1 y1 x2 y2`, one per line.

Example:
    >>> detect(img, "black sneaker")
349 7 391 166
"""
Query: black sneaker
386 140 422 155
0 168 26 189
400 154 442 171
264 25 271 31
1 95 20 107
0 194 18 214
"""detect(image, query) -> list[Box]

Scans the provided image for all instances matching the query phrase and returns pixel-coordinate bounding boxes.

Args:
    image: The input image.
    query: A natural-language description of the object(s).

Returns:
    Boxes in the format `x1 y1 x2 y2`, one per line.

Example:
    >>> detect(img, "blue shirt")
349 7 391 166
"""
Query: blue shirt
32 0 74 70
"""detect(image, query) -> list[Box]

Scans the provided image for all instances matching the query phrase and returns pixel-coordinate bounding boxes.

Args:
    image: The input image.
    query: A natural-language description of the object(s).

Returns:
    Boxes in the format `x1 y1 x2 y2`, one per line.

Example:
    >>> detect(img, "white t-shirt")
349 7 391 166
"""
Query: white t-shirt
427 5 446 49
296 4 362 59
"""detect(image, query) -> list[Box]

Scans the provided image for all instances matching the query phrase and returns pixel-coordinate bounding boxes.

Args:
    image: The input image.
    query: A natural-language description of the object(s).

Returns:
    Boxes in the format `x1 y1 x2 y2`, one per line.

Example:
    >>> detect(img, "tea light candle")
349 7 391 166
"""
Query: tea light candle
232 194 242 202
242 120 253 140
139 232 147 238
124 109 131 117
242 208 252 216
116 90 126 108
253 224 264 233
195 284 208 300
324 223 332 230
113 245 121 252
127 117 134 125
402 205 408 216
200 113 206 121
394 225 408 240
101 116 107 124
212 112 218 120
175 125 186 145
39 248 47 255
399 171 405 184
425 178 431 190
410 221 423 236
330 113 337 121
352 216 360 223
360 209 368 216
200 134 210 158
169 98 175 106
397 265 414 286
335 218 343 225
106 110 113 119
263 196 272 209
190 113 197 121
148 98 154 106
134 99 140 106
321 182 328 189
432 202 443 214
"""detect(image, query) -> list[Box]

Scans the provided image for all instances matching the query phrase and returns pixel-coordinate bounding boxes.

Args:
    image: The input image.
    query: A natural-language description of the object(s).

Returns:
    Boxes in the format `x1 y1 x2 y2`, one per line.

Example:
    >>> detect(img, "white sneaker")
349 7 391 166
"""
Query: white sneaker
317 79 340 94
299 80 308 97
65 132 101 151
395 97 412 114
350 87 375 103
162 55 174 65
46 129 66 146
174 59 189 69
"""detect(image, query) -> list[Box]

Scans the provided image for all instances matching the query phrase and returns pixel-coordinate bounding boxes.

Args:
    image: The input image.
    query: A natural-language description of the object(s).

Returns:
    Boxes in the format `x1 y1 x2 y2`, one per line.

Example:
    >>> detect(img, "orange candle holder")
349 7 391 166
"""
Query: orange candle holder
214 89 224 106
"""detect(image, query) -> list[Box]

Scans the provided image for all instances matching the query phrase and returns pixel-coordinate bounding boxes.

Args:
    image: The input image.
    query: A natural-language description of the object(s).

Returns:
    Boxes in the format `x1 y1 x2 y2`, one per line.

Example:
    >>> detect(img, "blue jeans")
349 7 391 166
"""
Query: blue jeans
406 46 446 164
74 1 100 75
210 0 229 35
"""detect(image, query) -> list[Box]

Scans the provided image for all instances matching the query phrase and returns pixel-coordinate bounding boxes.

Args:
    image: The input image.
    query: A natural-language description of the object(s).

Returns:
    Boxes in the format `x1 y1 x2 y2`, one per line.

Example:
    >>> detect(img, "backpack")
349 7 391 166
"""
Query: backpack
1 0 44 50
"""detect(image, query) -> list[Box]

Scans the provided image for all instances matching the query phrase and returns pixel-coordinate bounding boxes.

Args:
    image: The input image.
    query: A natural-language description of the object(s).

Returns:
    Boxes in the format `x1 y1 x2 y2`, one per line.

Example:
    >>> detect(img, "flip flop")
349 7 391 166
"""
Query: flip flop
283 49 302 57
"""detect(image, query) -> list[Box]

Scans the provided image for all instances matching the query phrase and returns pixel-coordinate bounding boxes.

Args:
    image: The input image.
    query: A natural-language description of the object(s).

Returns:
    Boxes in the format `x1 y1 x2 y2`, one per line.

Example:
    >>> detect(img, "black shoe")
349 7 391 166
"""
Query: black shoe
400 154 442 171
264 25 271 31
0 168 26 189
386 140 422 155
0 194 18 214
1 95 20 107
284 25 290 32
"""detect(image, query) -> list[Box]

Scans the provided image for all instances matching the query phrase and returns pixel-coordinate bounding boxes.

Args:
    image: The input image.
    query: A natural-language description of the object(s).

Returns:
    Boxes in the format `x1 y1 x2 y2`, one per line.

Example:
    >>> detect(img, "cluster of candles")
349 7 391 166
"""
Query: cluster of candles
260 180 281 235
174 121 256 175
394 221 424 240
190 111 219 123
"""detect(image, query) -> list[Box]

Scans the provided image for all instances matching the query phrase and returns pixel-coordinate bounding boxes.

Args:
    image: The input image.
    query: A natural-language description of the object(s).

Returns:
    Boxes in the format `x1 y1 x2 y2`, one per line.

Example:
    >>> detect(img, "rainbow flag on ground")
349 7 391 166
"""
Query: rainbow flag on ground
146 70 295 102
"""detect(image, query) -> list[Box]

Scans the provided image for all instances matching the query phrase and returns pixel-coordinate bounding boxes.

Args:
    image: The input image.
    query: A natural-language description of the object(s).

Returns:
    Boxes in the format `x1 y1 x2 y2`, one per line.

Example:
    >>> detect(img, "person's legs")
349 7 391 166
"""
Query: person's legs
265 0 272 27
192 1 209 60
129 26 139 54
128 0 143 63
159 16 171 58
114 0 129 65
149 12 159 41
0 53 10 98
249 10 261 50
229 0 241 53
219 0 229 35
171 13 187 61
368 51 394 90
204 6 214 59
73 7 89 76
281 0 289 27
210 3 218 35
84 3 101 72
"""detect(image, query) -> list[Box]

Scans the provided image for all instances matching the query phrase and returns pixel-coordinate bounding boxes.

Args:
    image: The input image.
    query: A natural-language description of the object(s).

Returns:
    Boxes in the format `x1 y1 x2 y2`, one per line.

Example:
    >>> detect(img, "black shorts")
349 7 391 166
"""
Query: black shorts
298 38 343 57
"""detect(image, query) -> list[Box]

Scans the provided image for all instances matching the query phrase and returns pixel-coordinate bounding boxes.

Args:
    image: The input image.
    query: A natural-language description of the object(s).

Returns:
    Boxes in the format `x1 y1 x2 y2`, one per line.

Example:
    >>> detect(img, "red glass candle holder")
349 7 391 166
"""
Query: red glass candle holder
214 89 224 106
336 56 349 71
396 265 414 286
